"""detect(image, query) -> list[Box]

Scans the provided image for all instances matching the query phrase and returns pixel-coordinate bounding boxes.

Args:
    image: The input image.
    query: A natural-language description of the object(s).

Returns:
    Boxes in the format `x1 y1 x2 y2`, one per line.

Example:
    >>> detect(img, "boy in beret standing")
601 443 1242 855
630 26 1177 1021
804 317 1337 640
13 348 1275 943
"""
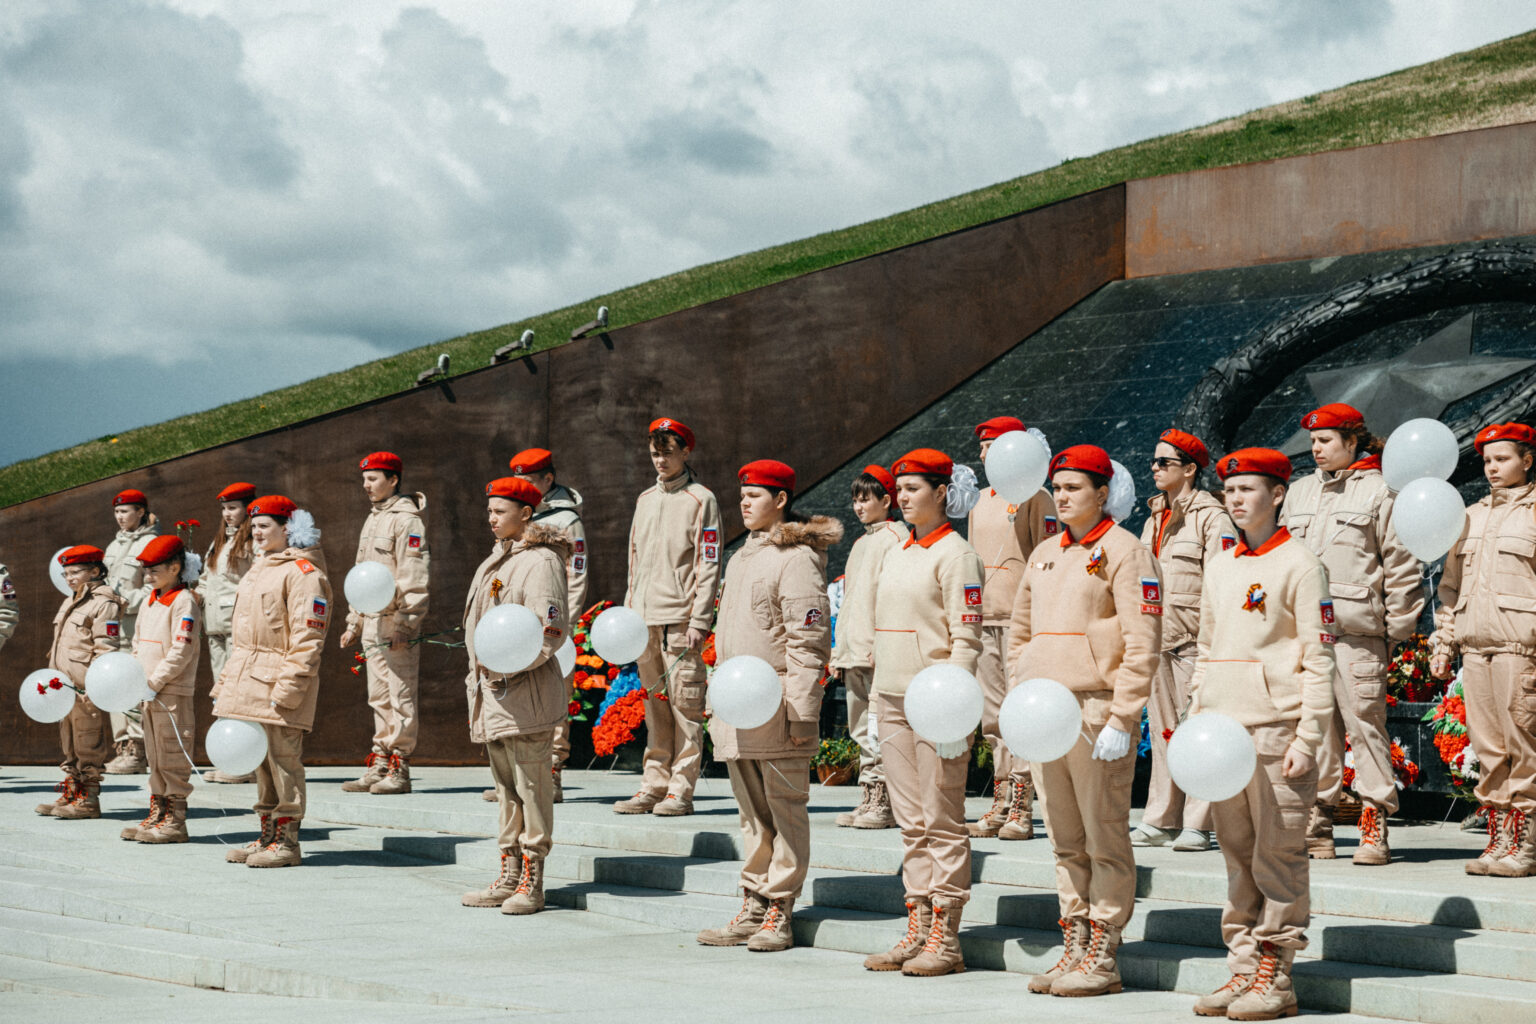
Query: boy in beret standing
103 488 158 774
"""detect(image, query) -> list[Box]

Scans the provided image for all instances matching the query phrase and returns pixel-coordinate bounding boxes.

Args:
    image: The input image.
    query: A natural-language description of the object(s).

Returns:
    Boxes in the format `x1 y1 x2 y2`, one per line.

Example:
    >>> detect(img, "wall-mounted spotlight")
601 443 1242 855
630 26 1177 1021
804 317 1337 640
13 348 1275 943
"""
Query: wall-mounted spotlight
569 305 610 340
416 353 450 386
490 329 535 365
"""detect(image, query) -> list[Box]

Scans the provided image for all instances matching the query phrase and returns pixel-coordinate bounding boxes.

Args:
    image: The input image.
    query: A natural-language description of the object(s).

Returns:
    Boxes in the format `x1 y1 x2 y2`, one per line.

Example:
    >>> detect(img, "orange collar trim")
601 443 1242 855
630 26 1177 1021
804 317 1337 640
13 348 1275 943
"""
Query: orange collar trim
1061 516 1114 549
1348 454 1382 472
1234 526 1291 557
904 521 956 550
150 584 186 606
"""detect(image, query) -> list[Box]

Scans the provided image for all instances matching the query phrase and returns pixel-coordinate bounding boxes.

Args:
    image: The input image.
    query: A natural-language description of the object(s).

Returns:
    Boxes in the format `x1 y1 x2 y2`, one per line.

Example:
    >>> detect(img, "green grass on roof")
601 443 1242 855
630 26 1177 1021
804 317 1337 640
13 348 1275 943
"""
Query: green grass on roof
6 30 1536 508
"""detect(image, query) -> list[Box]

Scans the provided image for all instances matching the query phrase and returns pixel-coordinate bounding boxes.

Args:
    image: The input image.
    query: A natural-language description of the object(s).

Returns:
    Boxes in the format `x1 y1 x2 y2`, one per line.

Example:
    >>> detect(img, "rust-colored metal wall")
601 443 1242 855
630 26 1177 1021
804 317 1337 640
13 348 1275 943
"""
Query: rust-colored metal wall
1125 121 1536 278
0 187 1125 764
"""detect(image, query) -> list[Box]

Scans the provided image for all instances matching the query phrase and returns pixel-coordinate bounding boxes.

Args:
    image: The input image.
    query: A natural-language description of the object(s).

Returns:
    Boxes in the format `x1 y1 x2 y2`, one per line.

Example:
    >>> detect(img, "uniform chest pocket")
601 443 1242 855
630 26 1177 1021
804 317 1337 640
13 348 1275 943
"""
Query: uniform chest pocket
750 580 777 629
1494 534 1536 596
1332 510 1375 537
1286 513 1313 538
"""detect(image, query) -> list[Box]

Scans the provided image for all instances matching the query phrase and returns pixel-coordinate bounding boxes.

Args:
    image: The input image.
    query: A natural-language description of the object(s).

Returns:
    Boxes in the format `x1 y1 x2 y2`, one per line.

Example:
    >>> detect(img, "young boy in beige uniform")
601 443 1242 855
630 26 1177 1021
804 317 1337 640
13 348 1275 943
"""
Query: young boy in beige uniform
1189 447 1335 1020
614 418 721 817
968 416 1057 842
699 460 836 951
828 464 906 829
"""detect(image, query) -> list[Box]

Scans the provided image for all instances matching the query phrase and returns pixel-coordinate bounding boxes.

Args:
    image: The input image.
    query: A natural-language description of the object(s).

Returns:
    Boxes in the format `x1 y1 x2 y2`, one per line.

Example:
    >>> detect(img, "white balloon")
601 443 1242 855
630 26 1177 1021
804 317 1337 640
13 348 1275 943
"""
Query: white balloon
590 605 649 665
49 548 71 596
999 677 1082 763
206 718 269 776
984 430 1050 504
1392 477 1468 562
1382 418 1460 491
84 651 148 712
344 561 397 615
1167 712 1257 803
556 636 577 677
906 664 984 745
709 655 783 729
474 604 545 674
19 669 77 723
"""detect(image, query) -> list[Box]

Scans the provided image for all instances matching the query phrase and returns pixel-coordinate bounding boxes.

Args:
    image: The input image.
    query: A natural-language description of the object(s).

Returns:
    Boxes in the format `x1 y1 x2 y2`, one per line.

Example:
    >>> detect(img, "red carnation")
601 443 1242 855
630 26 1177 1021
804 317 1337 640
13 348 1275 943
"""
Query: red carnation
607 666 618 679
1161 728 1173 742
189 519 201 528
568 700 581 716
49 677 63 690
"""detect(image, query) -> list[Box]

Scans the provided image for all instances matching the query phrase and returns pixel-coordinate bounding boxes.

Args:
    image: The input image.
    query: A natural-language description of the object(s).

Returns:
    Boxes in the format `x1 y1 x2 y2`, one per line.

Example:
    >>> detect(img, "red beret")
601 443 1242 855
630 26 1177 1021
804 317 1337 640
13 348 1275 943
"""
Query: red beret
247 495 297 519
649 417 696 450
113 489 148 508
1301 403 1365 431
359 451 403 473
485 477 544 506
739 459 796 491
136 535 186 567
860 464 898 505
1158 428 1210 468
892 448 953 478
59 545 106 566
1216 448 1293 482
975 416 1026 440
509 448 554 474
1475 422 1536 454
217 482 257 504
1050 444 1114 479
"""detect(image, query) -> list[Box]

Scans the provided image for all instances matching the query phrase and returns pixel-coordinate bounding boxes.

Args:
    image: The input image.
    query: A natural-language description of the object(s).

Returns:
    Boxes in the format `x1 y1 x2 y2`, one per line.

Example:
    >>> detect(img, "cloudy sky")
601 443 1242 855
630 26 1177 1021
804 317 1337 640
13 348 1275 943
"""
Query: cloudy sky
1 1 1531 466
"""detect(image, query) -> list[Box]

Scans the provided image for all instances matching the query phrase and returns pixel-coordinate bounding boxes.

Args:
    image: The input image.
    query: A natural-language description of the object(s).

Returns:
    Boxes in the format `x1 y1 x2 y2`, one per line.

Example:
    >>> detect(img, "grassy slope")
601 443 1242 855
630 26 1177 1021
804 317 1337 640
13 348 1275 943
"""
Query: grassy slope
6 31 1536 507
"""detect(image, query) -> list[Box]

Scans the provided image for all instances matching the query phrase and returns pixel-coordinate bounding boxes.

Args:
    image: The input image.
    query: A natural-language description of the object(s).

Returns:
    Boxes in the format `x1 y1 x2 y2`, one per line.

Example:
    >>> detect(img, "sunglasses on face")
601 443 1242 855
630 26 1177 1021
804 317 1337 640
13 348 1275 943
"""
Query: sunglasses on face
1149 457 1191 470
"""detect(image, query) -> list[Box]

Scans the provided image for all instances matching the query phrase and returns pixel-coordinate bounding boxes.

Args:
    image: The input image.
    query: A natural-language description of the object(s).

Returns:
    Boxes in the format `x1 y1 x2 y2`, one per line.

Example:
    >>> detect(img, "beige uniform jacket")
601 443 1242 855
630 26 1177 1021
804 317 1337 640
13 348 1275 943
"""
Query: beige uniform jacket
969 486 1059 626
0 563 18 653
104 517 158 626
133 586 203 697
196 530 252 636
49 581 125 686
1190 530 1337 758
712 517 840 760
1008 519 1161 736
830 519 909 670
872 524 985 698
212 547 332 732
534 484 589 620
343 492 430 634
1285 465 1422 640
1140 489 1237 650
1431 483 1536 658
625 470 722 632
463 523 571 742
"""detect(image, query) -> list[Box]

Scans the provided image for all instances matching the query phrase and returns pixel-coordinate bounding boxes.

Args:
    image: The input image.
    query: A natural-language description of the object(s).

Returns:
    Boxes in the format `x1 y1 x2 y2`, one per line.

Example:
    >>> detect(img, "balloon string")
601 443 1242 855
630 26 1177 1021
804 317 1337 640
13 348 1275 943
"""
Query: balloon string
145 694 240 850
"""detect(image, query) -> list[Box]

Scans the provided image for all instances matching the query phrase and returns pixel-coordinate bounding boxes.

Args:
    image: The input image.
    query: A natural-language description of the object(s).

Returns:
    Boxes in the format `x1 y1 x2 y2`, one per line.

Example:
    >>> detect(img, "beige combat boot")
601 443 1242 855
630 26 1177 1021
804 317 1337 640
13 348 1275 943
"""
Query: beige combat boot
341 751 389 792
501 854 545 915
226 814 274 863
1194 972 1254 1016
1305 802 1335 860
653 793 693 816
462 848 523 906
552 766 563 805
852 780 897 829
998 773 1036 841
36 777 77 817
105 739 147 775
698 888 768 946
482 788 497 802
901 899 965 976
1226 941 1298 1020
1466 808 1508 876
613 790 663 814
121 796 164 840
55 781 101 819
1029 916 1087 993
247 816 301 868
140 796 189 844
203 769 255 783
863 901 932 971
1353 804 1390 866
1050 919 1122 996
837 781 874 827
370 753 411 795
747 897 794 952
967 778 1010 838
1489 808 1536 878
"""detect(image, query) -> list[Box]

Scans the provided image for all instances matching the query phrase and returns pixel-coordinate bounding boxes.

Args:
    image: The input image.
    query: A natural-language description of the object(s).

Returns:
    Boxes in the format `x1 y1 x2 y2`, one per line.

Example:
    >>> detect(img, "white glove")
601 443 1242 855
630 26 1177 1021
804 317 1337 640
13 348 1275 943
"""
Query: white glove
935 739 969 760
1091 724 1131 761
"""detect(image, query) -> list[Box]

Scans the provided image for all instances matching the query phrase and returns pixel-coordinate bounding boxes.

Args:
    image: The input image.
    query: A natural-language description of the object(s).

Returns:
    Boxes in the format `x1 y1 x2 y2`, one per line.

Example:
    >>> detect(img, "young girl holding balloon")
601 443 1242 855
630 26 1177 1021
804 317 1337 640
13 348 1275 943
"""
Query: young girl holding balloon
1430 422 1536 878
1185 448 1334 1020
697 460 836 953
864 448 984 978
1007 444 1158 999
196 482 256 783
459 477 570 916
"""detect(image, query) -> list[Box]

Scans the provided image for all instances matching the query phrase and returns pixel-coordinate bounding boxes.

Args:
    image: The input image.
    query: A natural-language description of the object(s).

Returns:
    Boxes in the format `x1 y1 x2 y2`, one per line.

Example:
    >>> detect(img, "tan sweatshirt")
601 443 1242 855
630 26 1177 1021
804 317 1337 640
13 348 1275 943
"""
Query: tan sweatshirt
197 529 252 636
1008 517 1161 735
872 523 985 698
49 581 125 687
625 469 722 632
969 486 1059 626
344 492 430 633
712 517 840 760
533 483 589 621
104 516 157 634
1431 483 1536 659
463 523 571 742
1140 489 1237 650
1285 464 1423 640
1189 528 1337 758
133 586 202 697
829 518 909 670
